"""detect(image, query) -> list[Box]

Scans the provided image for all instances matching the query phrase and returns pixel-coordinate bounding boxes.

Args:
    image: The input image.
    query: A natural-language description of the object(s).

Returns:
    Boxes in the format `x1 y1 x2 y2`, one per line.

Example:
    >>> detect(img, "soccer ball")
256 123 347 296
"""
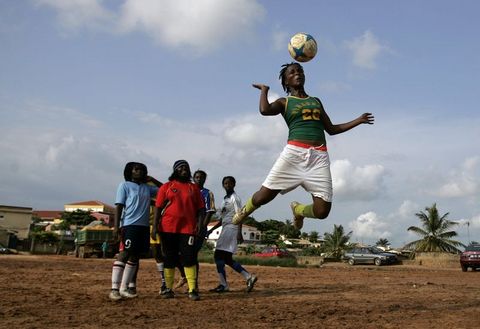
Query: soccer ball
288 32 317 63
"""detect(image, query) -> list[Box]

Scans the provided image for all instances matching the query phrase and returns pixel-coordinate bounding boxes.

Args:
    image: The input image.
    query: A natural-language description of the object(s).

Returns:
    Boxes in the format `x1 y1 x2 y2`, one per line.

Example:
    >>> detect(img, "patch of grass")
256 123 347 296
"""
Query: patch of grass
198 251 299 267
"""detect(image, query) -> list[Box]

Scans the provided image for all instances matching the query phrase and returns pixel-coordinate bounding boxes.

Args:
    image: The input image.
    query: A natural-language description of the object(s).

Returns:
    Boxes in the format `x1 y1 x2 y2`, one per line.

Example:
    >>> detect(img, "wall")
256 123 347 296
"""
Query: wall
413 252 460 268
296 256 324 266
0 205 32 239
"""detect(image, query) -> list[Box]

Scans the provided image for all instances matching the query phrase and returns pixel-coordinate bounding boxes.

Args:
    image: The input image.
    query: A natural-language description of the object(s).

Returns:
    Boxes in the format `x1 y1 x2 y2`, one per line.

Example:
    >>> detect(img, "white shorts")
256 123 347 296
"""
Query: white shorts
262 144 332 202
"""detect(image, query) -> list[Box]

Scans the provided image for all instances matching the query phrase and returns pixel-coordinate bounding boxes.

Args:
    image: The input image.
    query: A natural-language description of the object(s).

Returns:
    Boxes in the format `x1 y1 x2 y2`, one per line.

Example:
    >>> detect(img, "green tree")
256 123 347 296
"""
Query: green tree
375 238 390 247
31 231 59 244
30 215 45 233
321 225 352 259
261 229 280 246
61 210 96 227
300 232 309 240
243 216 260 228
404 203 464 253
279 220 301 239
299 246 323 256
256 219 284 233
308 231 319 242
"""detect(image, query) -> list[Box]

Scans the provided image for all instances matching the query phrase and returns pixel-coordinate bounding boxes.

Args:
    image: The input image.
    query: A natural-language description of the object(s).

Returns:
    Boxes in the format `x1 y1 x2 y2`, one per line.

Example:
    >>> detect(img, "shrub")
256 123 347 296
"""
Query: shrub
299 246 323 256
235 255 298 267
31 231 59 244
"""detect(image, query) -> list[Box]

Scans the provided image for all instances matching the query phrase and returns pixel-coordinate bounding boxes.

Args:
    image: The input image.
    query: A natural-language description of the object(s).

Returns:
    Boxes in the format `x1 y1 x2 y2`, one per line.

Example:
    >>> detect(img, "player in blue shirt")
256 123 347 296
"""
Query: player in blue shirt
109 162 161 301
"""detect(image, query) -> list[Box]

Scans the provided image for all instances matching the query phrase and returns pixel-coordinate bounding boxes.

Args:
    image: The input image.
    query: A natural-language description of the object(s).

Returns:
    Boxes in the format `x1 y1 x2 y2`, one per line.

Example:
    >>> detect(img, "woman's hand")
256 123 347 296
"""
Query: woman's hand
252 83 269 91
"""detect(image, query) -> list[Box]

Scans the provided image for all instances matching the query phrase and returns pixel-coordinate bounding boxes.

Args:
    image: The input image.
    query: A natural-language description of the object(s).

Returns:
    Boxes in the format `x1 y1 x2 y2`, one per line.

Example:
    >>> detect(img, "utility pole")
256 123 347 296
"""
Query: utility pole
466 221 470 245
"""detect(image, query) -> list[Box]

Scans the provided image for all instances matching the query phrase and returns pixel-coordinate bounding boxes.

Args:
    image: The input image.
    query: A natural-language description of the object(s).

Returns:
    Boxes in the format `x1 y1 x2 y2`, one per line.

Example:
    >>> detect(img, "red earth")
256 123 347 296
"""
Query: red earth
1 254 479 329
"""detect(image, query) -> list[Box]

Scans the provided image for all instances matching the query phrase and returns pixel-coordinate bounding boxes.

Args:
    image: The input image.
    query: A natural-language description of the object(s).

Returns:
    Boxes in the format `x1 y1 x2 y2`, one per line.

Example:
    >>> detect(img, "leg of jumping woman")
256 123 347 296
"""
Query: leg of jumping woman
233 187 280 224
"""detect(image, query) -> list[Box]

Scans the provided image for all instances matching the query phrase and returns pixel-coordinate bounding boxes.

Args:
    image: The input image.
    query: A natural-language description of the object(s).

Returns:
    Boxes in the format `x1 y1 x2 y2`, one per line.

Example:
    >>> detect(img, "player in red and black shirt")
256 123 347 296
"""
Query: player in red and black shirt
151 160 205 301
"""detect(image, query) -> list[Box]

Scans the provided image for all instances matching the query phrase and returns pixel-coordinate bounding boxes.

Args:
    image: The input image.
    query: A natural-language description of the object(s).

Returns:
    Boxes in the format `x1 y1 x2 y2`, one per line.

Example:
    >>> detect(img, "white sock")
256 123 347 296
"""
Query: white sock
240 270 250 280
156 262 166 285
111 261 125 290
218 273 228 287
120 261 138 291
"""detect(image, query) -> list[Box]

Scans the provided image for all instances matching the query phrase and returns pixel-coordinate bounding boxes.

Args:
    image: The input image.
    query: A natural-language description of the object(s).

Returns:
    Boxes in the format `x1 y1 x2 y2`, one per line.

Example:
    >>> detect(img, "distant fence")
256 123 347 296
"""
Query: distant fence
411 252 460 268
30 242 57 254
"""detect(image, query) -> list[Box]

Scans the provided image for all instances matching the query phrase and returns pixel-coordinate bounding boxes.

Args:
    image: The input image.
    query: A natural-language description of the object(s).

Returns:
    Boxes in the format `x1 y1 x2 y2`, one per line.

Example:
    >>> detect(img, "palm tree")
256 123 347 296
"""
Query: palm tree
321 225 352 259
404 203 464 253
279 219 301 239
308 231 319 243
376 238 390 247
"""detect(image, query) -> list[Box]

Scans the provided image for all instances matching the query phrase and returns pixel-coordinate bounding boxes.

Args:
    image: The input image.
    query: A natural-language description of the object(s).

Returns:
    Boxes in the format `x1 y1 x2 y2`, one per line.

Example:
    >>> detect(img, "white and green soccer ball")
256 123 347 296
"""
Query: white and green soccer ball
288 32 317 63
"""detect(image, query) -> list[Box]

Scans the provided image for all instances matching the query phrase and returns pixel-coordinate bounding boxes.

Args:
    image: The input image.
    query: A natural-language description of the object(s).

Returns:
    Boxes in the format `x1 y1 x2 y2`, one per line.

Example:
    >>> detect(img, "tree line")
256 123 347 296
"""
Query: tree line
30 203 467 258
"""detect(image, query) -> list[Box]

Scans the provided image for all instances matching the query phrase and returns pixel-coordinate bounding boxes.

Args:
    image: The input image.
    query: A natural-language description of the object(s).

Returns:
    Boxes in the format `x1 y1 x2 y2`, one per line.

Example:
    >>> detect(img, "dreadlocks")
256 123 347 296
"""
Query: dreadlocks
279 62 303 94
123 162 148 182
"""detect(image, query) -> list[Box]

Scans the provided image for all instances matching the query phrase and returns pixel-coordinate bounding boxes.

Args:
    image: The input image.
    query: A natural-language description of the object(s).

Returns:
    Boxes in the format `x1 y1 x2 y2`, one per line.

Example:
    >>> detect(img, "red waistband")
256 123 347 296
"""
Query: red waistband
288 140 327 151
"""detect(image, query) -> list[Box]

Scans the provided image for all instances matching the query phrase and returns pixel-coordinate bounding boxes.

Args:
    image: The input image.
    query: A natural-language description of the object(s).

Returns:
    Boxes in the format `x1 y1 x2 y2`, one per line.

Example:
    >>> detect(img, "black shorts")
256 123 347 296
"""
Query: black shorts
194 227 208 253
120 225 150 255
214 249 234 266
160 232 197 268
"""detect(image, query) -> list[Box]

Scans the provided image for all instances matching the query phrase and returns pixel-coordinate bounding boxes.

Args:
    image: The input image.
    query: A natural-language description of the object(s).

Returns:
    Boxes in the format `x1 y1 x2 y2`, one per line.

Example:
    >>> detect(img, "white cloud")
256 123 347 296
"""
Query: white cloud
395 200 419 219
349 211 392 241
0 98 289 208
38 0 266 54
268 92 281 103
344 30 388 69
35 0 114 31
223 114 286 149
458 214 480 229
433 156 479 198
272 30 288 52
331 159 386 201
28 102 103 128
119 0 265 53
470 214 480 228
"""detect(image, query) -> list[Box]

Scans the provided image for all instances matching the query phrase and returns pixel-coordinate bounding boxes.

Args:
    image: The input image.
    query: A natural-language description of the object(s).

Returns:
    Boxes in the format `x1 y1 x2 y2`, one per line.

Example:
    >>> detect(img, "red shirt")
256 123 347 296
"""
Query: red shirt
155 180 204 234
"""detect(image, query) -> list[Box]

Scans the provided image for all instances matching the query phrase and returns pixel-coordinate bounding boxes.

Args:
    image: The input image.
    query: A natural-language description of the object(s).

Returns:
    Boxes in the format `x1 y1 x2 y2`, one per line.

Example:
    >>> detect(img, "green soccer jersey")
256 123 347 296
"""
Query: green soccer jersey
283 96 326 144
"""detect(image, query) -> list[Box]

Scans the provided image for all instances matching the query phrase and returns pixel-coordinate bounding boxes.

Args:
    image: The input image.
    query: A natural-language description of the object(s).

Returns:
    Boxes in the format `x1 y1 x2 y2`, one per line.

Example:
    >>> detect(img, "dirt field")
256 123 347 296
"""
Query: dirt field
1 254 479 329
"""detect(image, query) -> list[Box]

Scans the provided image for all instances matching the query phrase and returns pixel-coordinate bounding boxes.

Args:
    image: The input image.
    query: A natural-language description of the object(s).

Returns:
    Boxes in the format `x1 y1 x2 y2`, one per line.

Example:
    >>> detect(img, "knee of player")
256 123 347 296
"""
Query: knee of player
314 208 330 219
116 251 129 263
129 255 140 263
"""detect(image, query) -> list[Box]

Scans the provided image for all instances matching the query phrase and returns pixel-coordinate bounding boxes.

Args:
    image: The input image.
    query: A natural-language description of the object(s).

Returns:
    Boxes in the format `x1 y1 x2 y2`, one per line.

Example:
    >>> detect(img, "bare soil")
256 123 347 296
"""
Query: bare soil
1 254 479 329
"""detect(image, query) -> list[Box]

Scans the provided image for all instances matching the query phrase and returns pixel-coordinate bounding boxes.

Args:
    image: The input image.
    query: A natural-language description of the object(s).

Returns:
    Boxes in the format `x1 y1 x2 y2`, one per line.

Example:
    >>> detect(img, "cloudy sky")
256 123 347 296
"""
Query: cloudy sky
1 0 479 247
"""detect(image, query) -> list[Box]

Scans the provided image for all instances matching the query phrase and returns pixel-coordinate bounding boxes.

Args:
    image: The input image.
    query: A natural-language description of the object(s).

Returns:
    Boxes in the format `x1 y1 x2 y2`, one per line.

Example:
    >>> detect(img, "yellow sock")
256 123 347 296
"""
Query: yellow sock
164 267 175 289
296 203 315 218
184 265 197 292
244 197 259 215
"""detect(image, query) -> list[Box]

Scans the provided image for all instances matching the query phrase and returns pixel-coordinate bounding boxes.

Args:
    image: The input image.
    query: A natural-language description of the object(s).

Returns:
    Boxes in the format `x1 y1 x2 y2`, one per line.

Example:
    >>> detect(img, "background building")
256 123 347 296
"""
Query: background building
206 221 261 246
0 205 32 249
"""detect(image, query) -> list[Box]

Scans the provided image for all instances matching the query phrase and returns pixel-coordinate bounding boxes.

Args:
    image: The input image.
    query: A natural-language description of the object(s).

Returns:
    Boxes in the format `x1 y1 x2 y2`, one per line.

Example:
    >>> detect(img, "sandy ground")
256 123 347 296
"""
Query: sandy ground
1 254 479 329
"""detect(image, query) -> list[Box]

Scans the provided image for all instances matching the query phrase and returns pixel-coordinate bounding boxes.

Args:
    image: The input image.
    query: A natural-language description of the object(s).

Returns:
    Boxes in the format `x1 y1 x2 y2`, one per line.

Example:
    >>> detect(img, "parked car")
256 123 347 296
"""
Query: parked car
0 246 12 254
343 246 398 266
460 244 480 272
254 247 292 258
0 244 17 254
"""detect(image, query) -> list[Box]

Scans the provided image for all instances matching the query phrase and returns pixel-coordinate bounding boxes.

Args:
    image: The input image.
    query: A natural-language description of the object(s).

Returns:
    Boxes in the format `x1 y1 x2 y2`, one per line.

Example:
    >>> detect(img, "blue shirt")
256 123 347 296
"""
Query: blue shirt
115 181 158 227
200 187 216 213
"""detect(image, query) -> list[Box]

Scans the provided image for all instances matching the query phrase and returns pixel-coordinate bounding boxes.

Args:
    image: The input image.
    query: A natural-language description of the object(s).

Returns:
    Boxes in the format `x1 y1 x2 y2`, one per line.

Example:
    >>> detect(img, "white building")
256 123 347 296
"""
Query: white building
0 205 32 240
64 200 115 214
206 221 261 245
